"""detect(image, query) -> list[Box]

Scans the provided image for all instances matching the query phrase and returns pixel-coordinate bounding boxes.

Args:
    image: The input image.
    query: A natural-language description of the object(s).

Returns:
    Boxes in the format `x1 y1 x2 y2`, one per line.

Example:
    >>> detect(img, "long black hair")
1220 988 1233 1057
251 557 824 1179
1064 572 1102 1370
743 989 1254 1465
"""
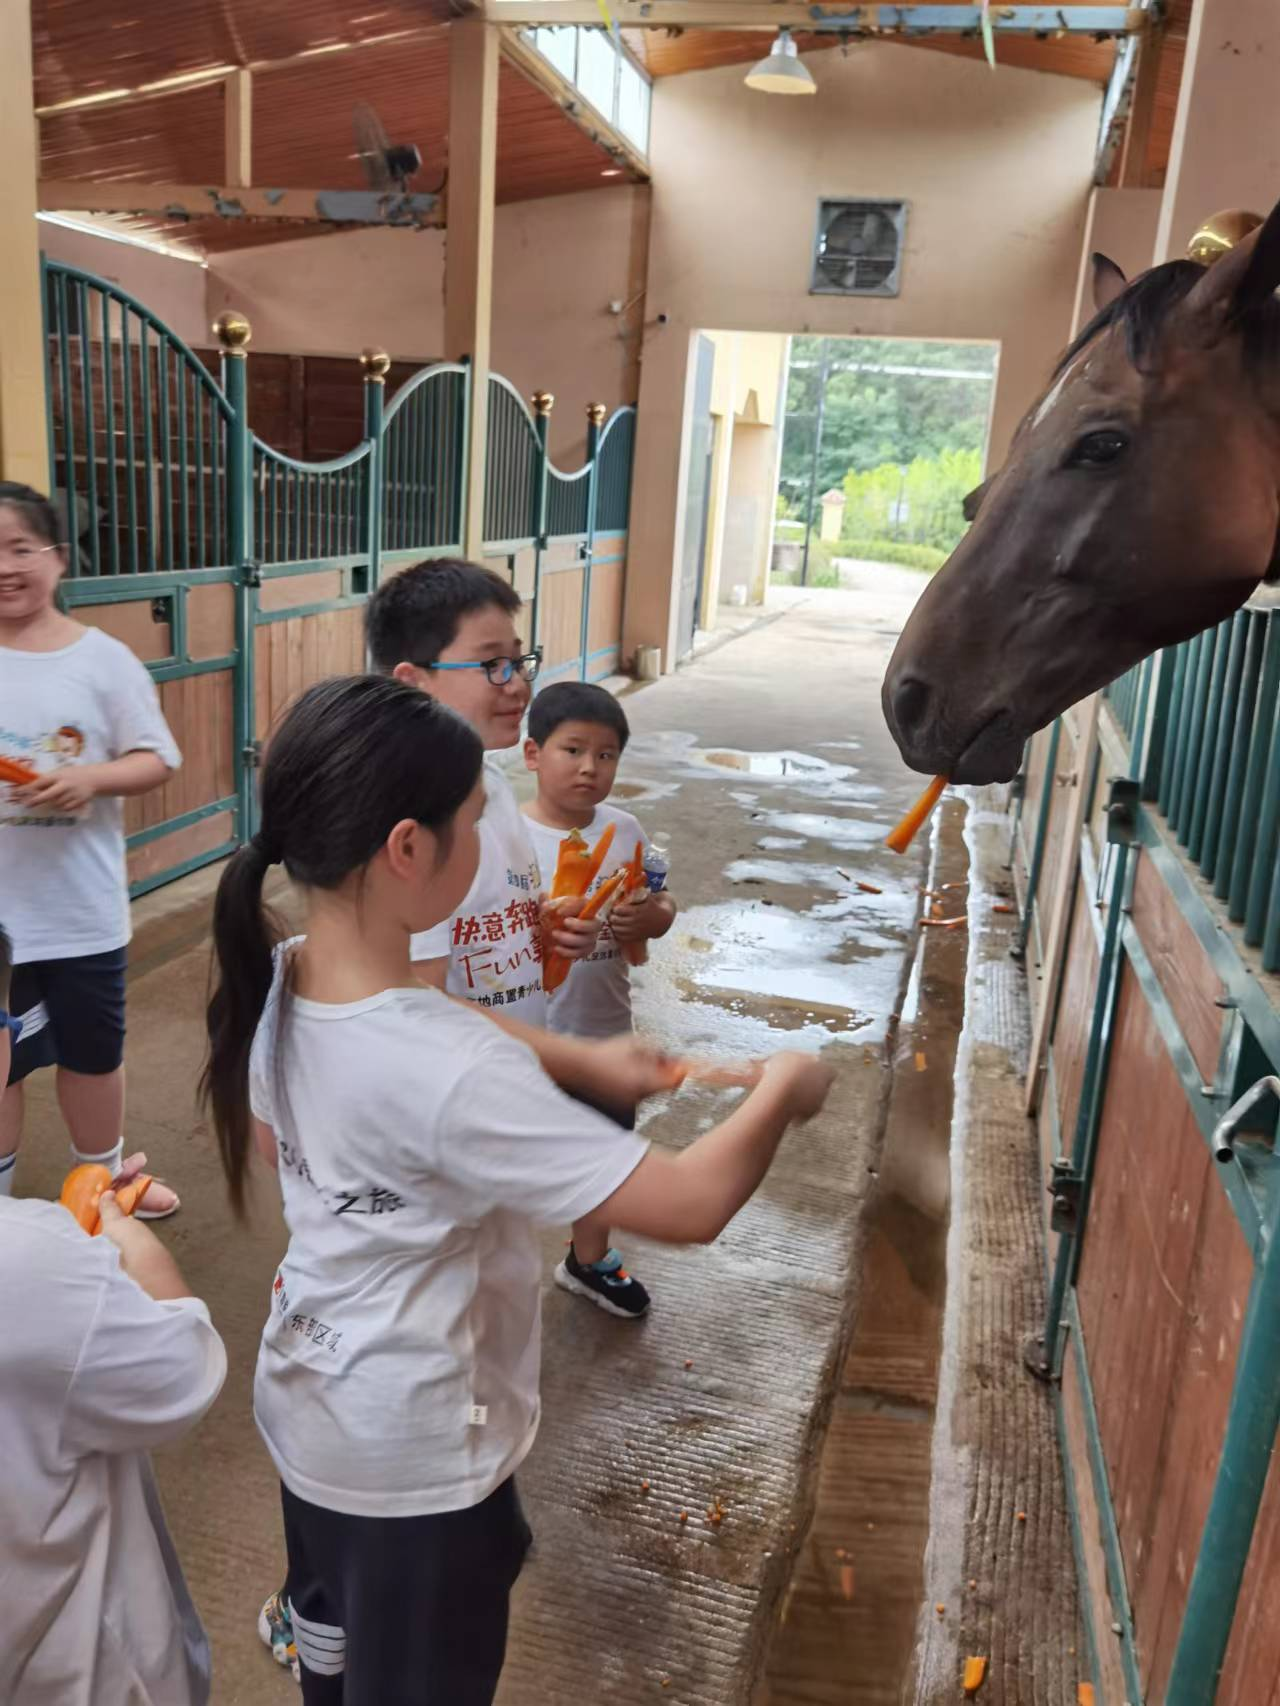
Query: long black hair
202 674 483 1213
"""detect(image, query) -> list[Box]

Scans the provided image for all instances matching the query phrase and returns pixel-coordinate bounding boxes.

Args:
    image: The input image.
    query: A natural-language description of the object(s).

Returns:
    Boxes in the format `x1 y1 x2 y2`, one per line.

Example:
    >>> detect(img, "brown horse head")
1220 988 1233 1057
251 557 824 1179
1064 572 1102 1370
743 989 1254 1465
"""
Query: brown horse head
883 200 1280 783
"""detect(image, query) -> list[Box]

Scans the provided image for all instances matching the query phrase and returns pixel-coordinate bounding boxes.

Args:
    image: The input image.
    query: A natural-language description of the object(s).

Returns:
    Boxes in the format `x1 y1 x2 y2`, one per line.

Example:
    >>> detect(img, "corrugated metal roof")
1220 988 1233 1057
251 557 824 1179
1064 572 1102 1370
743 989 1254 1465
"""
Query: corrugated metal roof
35 8 637 255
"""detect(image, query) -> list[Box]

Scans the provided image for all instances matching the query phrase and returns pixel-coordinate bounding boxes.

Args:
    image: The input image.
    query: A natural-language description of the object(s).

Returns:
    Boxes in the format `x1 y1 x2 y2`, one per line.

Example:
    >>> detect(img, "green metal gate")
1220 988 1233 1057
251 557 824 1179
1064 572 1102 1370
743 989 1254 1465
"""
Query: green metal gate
1020 609 1280 1704
42 258 637 895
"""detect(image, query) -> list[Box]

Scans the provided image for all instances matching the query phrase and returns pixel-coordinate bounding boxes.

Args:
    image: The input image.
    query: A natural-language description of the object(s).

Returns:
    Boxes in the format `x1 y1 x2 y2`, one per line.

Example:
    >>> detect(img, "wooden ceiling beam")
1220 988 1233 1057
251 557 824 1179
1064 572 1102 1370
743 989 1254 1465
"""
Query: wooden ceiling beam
224 69 252 189
499 30 649 179
38 179 442 227
482 3 1144 34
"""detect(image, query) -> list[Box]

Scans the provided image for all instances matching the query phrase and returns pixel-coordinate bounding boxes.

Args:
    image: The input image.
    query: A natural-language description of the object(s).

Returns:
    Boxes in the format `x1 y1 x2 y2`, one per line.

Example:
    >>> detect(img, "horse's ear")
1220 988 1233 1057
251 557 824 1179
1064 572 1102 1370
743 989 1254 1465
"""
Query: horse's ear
1186 201 1280 322
1092 254 1127 313
962 480 991 523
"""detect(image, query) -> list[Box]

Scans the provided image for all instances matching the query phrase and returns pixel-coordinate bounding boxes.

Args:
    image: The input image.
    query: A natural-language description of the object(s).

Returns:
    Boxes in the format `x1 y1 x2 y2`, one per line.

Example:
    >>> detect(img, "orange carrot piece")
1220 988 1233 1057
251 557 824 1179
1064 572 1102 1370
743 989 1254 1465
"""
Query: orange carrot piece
963 1656 988 1695
549 829 595 899
543 871 629 993
59 1162 153 1235
0 755 39 787
886 775 947 855
580 820 617 891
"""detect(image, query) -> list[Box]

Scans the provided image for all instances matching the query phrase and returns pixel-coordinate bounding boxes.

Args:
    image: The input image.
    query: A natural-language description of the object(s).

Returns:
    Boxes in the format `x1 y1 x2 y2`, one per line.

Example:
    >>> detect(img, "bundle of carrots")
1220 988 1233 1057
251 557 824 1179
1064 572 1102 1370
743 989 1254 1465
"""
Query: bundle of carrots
542 828 653 993
0 755 39 789
59 1160 152 1235
886 775 947 855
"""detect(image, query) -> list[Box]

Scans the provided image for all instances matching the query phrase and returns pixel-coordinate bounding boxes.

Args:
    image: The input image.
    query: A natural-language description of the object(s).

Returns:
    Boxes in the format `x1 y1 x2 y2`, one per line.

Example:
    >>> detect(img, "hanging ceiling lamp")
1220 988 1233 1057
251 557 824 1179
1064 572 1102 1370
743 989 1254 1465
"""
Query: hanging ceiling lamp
744 29 817 95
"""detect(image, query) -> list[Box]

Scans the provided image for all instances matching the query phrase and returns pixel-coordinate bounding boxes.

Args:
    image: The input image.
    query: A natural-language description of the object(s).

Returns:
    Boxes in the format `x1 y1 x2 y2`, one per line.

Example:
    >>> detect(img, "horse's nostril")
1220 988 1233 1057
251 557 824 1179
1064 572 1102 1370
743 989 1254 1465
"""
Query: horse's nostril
892 676 932 735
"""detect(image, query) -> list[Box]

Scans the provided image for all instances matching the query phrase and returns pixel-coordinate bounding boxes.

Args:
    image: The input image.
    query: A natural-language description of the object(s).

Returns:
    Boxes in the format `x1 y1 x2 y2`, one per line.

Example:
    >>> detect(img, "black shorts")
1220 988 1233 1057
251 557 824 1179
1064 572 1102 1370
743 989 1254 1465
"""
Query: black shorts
281 1476 532 1706
7 947 127 1086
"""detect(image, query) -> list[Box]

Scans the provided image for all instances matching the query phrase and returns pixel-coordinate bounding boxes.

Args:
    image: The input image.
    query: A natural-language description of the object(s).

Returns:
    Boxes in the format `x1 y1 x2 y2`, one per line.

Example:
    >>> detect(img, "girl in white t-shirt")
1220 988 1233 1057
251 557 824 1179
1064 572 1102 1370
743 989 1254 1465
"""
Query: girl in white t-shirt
202 674 833 1705
0 483 181 1211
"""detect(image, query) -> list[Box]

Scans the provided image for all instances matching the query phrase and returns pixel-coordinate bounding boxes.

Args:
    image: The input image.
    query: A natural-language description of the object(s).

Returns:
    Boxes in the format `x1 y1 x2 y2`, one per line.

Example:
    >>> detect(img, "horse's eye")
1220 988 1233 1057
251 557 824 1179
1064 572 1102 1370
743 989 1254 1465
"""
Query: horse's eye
1068 429 1129 468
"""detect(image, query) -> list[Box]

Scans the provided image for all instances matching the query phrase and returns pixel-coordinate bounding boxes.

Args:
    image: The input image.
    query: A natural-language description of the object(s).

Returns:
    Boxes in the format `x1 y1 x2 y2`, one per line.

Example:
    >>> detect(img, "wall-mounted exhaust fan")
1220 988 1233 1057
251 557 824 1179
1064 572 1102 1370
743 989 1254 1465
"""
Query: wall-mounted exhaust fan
810 199 907 298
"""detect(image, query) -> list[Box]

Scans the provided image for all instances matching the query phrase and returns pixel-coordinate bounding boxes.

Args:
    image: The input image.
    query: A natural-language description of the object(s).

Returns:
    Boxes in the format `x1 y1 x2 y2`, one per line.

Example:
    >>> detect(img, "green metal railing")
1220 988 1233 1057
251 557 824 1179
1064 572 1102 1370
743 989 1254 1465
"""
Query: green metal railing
254 439 373 566
484 375 541 547
42 256 639 894
1150 607 1280 971
44 260 234 578
595 406 636 533
382 363 468 553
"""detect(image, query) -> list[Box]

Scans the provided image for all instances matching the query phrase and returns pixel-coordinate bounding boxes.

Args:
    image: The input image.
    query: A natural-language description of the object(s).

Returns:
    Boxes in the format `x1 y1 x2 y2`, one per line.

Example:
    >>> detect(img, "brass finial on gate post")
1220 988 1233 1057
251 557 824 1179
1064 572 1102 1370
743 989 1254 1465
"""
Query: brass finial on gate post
212 310 252 355
1187 209 1264 267
359 348 391 383
532 391 555 417
586 402 607 427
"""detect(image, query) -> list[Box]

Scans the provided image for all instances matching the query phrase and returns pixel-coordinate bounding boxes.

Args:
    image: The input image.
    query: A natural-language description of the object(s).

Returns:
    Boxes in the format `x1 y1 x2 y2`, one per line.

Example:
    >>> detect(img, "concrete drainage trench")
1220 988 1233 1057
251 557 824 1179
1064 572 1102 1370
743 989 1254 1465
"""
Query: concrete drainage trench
761 798 970 1706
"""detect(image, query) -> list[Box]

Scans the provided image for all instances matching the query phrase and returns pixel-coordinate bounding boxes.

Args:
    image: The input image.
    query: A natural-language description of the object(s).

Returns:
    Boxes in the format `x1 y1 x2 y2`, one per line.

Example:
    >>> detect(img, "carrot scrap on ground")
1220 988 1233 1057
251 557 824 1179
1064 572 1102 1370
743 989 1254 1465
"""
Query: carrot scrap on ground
856 881 882 895
886 774 947 855
915 1053 928 1073
1078 1688 1095 1706
963 1656 988 1696
920 915 967 930
839 1563 855 1602
992 902 1015 915
935 1603 946 1617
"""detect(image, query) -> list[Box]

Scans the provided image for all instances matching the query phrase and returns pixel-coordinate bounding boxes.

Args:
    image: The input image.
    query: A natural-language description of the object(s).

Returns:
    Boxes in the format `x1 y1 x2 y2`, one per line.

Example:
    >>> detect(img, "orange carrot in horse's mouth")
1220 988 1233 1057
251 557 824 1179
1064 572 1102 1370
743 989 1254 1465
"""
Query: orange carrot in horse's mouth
0 755 38 787
886 776 947 855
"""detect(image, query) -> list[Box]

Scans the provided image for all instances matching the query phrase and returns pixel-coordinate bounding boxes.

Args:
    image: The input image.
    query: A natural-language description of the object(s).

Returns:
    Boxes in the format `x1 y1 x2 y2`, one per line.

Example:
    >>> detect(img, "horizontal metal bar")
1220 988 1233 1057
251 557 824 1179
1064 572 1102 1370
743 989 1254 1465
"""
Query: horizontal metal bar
148 654 238 684
255 597 368 626
257 557 369 579
129 839 239 899
60 568 239 600
483 536 537 554
127 795 238 850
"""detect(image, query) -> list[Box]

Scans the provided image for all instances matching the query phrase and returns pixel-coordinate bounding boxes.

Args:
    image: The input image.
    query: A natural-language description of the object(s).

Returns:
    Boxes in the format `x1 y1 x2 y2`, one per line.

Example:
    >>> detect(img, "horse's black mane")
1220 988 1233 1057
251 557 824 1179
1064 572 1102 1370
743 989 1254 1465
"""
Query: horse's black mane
1054 257 1280 380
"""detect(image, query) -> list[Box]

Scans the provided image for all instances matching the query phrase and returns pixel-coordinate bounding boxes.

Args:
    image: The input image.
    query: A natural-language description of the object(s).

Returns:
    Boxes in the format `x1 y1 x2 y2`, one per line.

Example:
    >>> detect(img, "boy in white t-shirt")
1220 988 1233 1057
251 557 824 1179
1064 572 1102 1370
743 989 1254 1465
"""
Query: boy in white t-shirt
0 484 181 1213
521 683 678 1313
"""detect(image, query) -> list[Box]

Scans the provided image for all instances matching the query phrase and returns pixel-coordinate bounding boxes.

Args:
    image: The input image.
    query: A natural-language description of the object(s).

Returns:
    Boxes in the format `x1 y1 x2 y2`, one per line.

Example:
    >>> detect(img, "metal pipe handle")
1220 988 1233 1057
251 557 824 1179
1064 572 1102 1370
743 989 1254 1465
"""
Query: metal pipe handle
1211 1076 1280 1164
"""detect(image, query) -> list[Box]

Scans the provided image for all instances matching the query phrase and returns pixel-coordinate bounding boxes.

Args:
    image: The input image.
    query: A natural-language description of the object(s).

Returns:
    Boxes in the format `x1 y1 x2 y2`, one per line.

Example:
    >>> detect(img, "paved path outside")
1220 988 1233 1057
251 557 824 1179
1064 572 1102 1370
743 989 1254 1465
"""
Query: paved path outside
14 575 937 1704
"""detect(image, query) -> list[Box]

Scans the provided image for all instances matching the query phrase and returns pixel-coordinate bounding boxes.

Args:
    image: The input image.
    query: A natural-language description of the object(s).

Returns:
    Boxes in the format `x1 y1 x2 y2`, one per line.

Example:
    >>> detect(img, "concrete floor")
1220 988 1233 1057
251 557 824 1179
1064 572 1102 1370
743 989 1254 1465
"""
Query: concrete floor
12 569 959 1704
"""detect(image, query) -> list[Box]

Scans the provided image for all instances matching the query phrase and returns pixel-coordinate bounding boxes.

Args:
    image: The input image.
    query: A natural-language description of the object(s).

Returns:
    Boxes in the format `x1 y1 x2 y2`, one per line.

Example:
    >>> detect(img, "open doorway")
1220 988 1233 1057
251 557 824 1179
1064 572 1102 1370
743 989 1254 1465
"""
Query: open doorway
774 333 998 588
671 330 998 662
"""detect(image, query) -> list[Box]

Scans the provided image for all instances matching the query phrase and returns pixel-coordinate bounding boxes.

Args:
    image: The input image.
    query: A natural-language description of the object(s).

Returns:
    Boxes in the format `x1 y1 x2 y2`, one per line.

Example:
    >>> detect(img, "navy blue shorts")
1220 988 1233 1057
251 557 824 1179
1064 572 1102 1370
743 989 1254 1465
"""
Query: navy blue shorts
7 948 128 1085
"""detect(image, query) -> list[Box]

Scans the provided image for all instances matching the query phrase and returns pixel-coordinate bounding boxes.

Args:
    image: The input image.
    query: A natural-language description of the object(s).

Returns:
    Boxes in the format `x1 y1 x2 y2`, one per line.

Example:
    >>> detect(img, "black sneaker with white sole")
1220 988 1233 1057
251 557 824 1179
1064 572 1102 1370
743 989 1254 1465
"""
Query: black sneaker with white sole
554 1245 651 1318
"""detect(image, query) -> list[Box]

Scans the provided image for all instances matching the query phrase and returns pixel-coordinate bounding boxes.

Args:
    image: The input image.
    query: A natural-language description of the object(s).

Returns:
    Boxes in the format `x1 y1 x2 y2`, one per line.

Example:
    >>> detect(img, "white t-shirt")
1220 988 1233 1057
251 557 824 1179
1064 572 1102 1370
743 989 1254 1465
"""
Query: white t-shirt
248 950 648 1518
0 627 181 964
523 805 649 1041
411 759 546 1026
0 1198 226 1706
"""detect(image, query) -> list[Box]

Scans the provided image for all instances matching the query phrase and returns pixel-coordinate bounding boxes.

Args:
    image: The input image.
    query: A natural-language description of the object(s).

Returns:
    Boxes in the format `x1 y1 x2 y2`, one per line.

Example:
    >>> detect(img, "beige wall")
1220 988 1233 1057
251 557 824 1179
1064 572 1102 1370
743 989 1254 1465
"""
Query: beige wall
723 422 777 607
1070 187 1162 333
206 186 649 463
37 220 209 350
1155 0 1280 265
624 41 1100 667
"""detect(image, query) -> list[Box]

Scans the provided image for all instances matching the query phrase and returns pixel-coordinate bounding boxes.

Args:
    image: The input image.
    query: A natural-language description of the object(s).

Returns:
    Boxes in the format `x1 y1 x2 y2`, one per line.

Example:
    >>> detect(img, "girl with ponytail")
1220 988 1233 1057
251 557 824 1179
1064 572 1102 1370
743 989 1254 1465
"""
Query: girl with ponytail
203 673 832 1705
